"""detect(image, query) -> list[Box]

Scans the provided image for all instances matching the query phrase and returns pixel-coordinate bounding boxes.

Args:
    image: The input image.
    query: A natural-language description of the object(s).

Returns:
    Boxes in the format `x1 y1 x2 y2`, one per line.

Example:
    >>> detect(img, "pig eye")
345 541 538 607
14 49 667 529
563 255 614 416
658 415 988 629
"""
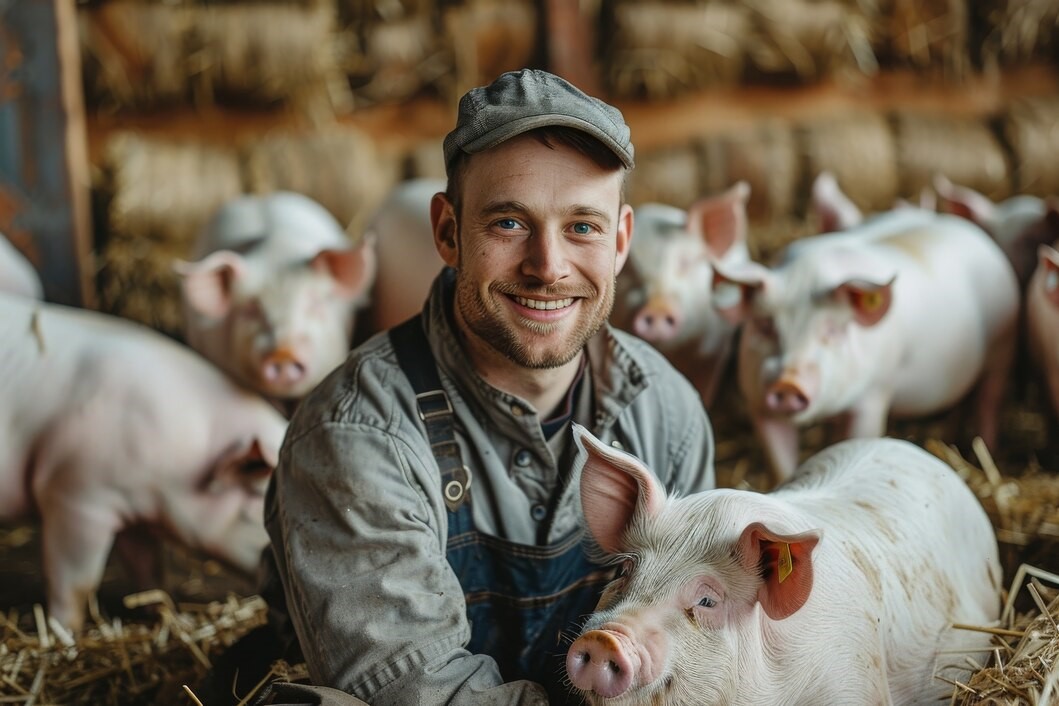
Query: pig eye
697 596 716 608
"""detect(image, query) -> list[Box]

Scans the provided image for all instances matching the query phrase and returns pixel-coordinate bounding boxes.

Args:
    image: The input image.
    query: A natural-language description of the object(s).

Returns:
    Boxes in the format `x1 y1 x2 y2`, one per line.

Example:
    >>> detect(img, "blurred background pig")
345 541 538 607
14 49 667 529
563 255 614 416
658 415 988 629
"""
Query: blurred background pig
1027 242 1059 423
566 426 1000 706
177 191 376 407
713 207 1019 481
363 177 447 336
0 232 44 300
0 292 288 631
612 182 752 407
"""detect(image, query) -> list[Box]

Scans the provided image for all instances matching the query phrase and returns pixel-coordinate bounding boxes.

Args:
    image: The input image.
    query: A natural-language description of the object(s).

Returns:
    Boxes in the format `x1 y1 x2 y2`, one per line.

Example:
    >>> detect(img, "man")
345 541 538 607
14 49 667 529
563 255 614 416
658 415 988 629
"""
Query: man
261 68 716 705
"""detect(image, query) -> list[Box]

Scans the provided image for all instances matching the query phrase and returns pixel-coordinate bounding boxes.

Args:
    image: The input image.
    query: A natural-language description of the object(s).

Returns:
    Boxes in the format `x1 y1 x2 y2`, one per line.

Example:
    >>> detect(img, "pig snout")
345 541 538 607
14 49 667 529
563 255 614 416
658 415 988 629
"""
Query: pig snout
632 297 684 342
567 629 637 698
260 346 307 387
765 377 811 414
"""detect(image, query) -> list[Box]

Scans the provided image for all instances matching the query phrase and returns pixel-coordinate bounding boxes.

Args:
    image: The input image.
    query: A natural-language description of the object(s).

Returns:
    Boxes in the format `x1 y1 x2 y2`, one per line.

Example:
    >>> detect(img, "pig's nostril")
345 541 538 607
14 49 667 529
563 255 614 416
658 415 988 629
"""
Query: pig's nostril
608 661 620 672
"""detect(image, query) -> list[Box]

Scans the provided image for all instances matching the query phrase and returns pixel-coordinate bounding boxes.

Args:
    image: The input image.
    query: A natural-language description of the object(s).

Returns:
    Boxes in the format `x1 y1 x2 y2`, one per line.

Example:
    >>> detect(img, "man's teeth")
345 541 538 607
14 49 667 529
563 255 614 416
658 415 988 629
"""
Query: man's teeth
515 296 574 311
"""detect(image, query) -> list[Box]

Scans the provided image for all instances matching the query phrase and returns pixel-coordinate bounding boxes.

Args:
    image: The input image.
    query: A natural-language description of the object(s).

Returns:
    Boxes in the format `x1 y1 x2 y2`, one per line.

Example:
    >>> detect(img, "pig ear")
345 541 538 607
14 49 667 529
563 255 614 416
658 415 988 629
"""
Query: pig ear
832 277 895 327
738 522 821 620
311 236 378 300
711 261 770 325
174 251 246 319
573 423 666 555
811 172 862 232
1038 244 1059 309
687 181 750 259
934 174 995 227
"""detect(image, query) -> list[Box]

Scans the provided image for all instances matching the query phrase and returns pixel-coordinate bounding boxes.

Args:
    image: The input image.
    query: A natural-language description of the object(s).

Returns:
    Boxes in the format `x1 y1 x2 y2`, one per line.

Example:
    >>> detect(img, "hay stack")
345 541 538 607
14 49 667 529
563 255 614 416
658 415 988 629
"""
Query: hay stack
626 144 704 209
884 0 970 79
605 0 754 99
1004 96 1059 197
701 119 799 224
978 0 1059 69
97 133 243 335
242 127 401 240
799 111 899 214
893 112 1011 203
443 0 538 104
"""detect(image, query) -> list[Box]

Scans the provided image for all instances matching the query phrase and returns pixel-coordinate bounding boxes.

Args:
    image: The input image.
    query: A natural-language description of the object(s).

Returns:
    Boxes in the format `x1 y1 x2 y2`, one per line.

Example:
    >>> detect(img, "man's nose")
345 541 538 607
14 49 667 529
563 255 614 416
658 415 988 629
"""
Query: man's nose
521 228 571 285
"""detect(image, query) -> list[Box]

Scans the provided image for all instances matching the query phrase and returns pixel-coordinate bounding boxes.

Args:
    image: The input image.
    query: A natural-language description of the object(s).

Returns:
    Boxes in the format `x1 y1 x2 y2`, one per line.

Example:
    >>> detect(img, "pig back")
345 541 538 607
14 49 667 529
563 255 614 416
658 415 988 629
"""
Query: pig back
780 437 1000 702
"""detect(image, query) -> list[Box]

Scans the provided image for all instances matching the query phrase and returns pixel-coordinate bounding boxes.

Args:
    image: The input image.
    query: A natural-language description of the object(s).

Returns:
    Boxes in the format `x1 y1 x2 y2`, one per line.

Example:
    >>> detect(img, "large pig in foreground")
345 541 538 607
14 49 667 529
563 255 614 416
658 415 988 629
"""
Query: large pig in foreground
712 209 1018 481
0 232 43 299
364 178 447 336
0 292 288 630
566 425 1000 705
935 175 1059 288
1027 242 1059 421
612 182 752 406
177 191 376 403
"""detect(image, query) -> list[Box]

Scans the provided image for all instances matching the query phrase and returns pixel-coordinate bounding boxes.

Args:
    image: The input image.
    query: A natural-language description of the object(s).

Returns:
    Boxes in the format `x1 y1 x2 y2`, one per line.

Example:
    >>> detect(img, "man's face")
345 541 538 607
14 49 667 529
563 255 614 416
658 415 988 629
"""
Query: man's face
435 134 632 369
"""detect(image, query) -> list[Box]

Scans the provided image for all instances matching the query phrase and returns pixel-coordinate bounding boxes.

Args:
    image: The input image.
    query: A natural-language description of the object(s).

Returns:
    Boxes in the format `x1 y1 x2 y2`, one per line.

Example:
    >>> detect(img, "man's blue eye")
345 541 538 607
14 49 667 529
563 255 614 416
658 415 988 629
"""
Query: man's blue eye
498 219 519 230
572 223 592 235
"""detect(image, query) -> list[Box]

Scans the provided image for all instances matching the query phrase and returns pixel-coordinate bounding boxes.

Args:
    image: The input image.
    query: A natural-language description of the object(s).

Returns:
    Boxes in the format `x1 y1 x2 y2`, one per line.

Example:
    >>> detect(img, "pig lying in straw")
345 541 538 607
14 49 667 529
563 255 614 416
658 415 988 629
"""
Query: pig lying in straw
712 206 1019 482
612 182 752 407
177 191 376 404
1027 241 1059 421
0 292 288 630
566 425 1000 705
0 231 43 299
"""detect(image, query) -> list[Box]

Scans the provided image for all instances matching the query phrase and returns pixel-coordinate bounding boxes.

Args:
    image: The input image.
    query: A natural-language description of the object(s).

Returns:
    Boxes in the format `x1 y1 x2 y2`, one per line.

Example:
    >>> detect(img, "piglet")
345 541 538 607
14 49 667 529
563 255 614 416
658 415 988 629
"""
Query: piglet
566 425 1000 706
1027 242 1059 421
177 191 376 403
935 175 1059 288
612 182 752 406
0 292 288 630
713 208 1018 481
0 231 43 299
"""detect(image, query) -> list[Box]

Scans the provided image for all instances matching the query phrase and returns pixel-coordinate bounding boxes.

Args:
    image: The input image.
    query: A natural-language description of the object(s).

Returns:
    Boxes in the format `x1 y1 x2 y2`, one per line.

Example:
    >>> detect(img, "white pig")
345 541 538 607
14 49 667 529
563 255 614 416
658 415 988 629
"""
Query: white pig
713 209 1018 481
177 191 376 403
364 177 448 335
0 292 288 630
612 182 752 406
0 231 43 299
566 425 1000 706
1027 242 1059 420
935 175 1059 288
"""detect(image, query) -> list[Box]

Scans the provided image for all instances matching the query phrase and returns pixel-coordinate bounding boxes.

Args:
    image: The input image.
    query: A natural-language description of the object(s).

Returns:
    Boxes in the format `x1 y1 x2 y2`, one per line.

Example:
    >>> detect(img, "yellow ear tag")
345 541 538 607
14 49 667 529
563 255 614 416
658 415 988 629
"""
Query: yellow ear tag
859 290 882 312
777 543 793 584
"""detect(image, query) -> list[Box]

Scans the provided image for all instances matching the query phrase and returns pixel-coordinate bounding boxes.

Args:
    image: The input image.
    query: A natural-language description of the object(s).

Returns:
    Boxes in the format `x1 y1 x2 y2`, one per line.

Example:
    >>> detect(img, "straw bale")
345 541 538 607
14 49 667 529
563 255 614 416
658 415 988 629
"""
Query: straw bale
745 0 879 85
626 144 704 209
700 119 799 224
191 2 351 115
242 127 401 241
1004 96 1059 197
893 112 1011 203
978 0 1059 69
883 0 970 79
799 111 898 213
97 133 243 334
605 1 754 99
79 1 195 109
443 0 538 104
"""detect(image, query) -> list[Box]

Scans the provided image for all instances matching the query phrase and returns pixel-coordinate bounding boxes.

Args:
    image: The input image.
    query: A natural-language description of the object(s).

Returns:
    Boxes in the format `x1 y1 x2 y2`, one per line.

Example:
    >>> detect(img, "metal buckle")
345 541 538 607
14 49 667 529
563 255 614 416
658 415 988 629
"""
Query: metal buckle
415 390 453 421
443 466 473 511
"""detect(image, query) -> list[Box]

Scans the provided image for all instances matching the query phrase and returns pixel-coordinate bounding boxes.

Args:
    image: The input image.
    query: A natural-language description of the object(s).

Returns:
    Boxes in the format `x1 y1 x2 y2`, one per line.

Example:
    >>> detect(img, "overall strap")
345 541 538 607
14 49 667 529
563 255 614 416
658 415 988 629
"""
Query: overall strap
389 315 471 511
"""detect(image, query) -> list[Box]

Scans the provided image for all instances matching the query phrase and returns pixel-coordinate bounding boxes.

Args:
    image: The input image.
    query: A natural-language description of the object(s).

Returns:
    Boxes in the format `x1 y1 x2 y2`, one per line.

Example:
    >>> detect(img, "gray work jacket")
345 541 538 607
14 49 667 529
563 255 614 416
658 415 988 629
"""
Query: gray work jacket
264 270 716 705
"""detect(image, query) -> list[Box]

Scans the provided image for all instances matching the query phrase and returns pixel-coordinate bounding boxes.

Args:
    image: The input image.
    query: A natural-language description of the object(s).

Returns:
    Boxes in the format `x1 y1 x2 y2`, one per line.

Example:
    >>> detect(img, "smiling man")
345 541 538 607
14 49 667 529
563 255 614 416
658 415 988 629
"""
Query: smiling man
260 69 716 706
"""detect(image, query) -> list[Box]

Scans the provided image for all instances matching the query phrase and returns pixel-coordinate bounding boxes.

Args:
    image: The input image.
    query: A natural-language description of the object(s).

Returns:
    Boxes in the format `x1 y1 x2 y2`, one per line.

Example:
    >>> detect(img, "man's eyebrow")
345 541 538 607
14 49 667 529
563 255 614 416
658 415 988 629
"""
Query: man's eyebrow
480 201 613 227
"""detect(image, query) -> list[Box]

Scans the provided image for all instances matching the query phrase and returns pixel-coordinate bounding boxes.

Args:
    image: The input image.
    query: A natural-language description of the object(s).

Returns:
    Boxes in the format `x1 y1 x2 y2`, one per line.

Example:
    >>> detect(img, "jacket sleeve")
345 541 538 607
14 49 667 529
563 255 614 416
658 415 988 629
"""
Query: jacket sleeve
265 421 548 706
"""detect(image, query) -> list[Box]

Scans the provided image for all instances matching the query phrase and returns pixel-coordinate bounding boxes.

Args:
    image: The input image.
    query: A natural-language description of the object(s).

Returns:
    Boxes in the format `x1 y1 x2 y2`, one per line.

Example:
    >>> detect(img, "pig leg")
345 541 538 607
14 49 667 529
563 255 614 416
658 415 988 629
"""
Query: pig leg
975 319 1016 451
753 415 800 485
839 391 891 439
39 496 120 631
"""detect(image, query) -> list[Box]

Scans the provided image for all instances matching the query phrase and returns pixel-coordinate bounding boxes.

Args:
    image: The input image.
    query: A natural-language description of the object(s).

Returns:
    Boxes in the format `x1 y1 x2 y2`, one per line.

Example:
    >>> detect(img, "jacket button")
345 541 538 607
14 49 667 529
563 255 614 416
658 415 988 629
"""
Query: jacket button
531 504 547 521
514 449 532 467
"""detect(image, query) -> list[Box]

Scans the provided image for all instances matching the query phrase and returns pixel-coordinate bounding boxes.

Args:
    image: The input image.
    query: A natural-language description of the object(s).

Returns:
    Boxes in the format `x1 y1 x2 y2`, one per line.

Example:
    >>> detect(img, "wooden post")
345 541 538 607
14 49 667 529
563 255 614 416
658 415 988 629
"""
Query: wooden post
0 0 94 307
544 0 602 96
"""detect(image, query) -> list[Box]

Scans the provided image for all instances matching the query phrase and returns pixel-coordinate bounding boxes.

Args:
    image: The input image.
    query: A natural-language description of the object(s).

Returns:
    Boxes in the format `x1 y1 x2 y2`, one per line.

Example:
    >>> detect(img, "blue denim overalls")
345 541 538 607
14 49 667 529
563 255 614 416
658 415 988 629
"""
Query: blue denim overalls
391 316 615 704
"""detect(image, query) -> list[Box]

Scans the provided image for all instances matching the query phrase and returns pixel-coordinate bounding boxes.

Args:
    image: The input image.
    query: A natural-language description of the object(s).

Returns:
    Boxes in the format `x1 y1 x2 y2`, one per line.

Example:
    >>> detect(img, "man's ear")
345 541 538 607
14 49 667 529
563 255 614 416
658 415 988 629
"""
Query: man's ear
614 202 634 275
431 192 459 268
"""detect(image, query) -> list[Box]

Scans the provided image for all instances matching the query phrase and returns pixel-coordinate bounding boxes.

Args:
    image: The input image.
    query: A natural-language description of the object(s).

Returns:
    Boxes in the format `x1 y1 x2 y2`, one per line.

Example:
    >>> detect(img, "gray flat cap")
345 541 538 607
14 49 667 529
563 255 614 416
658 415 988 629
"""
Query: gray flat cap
443 69 634 173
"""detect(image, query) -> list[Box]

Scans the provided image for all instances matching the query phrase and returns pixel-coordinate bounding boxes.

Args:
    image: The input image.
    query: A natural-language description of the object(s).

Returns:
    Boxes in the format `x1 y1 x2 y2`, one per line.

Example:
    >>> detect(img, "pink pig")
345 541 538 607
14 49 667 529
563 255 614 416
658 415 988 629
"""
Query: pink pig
0 231 43 299
0 292 288 630
935 175 1059 288
177 191 376 404
713 208 1018 481
612 182 752 406
1027 241 1059 421
566 425 1000 706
